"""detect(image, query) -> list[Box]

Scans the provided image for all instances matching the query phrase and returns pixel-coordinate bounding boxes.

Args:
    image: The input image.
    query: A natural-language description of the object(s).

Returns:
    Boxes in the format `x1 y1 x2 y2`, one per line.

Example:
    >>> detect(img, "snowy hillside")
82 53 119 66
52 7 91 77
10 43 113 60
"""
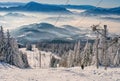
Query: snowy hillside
19 45 61 68
0 64 120 81
11 22 94 44
0 45 119 81
0 62 17 69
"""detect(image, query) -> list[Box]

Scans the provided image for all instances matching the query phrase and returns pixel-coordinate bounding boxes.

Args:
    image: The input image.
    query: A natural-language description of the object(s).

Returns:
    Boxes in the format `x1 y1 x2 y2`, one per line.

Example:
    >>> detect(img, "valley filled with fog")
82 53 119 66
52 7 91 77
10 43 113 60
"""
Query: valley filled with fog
0 9 120 34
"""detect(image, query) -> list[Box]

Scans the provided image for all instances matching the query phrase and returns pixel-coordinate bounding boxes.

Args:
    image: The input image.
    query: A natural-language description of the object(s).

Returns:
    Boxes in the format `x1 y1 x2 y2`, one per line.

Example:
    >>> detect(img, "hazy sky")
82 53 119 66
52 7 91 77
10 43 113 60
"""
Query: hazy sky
0 0 120 8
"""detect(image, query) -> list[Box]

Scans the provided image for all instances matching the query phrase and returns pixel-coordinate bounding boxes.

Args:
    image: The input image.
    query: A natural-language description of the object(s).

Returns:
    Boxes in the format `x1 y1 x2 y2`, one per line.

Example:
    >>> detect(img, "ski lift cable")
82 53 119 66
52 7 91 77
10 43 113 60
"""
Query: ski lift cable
75 0 103 26
54 0 70 26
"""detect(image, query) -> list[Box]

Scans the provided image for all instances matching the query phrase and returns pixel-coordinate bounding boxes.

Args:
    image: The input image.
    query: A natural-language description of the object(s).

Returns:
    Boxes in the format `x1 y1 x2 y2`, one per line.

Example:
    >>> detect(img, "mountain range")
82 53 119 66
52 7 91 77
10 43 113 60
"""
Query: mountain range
82 7 120 15
0 2 25 7
61 4 120 15
5 12 26 17
0 2 120 15
60 5 96 10
11 23 91 44
0 2 71 13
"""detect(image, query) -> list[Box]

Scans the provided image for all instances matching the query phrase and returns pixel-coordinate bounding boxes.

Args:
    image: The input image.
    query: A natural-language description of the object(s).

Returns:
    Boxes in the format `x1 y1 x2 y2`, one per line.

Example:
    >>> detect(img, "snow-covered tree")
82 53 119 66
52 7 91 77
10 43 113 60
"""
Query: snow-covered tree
113 48 120 66
73 40 81 66
81 41 93 67
0 26 5 61
67 50 74 67
0 28 29 68
59 51 68 67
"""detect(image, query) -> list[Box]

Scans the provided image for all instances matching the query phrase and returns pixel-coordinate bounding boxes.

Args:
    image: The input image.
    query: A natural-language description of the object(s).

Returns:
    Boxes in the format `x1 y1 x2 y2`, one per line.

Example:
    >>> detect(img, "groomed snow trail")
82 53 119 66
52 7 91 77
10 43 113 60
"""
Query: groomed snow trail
0 63 120 81
0 46 119 81
19 46 60 69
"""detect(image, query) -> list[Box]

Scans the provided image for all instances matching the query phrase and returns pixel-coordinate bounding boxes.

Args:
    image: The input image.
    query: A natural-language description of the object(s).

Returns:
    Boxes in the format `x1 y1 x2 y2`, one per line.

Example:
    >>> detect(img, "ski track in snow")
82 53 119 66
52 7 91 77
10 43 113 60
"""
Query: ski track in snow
0 65 120 81
0 46 120 81
19 46 60 69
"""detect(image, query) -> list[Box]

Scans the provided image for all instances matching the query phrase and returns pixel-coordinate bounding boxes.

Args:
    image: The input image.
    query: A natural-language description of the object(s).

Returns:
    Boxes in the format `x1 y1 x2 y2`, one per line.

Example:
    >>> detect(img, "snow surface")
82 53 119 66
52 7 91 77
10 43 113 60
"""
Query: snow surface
0 63 120 81
19 45 61 68
0 46 119 81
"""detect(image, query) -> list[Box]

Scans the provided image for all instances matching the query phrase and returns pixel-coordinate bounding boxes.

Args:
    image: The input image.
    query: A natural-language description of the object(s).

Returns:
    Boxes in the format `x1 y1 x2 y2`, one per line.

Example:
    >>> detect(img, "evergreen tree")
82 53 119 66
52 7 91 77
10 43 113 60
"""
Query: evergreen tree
0 28 29 68
81 41 93 67
0 26 5 61
67 50 74 67
73 40 81 66
113 48 120 66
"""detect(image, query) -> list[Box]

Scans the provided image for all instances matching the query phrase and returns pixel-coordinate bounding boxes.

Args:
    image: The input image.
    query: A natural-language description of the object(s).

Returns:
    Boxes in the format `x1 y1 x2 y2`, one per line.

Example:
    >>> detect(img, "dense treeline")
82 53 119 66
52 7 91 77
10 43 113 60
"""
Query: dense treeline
0 26 29 68
58 26 120 69
36 39 93 57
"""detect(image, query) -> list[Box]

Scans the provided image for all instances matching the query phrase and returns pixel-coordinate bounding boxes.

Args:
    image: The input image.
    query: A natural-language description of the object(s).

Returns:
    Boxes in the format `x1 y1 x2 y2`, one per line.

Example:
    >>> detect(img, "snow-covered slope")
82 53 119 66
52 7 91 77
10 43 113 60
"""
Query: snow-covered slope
0 65 120 81
19 45 60 68
0 62 17 69
0 45 119 81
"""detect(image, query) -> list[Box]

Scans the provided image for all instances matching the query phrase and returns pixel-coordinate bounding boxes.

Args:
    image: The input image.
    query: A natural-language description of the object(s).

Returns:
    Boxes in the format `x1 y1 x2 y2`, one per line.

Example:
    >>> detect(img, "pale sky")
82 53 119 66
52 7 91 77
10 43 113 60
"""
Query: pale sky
0 0 120 8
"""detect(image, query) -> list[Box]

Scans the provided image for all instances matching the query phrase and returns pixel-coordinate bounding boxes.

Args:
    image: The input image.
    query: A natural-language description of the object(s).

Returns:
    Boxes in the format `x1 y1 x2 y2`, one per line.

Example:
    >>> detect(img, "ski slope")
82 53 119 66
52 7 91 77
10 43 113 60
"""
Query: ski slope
0 63 120 81
19 45 61 68
0 46 119 81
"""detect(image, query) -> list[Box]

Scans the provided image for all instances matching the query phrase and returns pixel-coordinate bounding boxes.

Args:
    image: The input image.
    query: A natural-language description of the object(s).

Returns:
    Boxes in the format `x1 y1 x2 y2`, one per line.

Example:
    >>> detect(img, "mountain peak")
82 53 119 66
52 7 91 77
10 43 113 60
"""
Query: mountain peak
0 1 71 13
40 23 55 27
26 1 41 6
22 1 71 13
24 1 42 8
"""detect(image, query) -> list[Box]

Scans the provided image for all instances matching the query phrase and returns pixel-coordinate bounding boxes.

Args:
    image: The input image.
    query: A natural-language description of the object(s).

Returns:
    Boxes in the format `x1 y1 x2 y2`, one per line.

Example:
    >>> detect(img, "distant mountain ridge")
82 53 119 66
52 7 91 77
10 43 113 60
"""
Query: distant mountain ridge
5 12 26 17
60 5 120 15
11 23 89 44
60 5 96 10
0 1 119 15
82 6 120 15
0 2 25 7
0 1 71 13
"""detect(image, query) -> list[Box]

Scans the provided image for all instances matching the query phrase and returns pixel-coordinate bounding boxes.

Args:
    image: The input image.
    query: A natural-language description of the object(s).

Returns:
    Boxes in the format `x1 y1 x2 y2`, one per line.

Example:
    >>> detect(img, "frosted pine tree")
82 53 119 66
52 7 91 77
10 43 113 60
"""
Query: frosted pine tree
4 30 13 64
113 47 120 66
73 40 81 66
0 28 29 68
81 41 93 67
59 51 68 67
67 50 74 67
9 37 29 68
75 40 81 66
73 41 78 60
0 26 6 61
